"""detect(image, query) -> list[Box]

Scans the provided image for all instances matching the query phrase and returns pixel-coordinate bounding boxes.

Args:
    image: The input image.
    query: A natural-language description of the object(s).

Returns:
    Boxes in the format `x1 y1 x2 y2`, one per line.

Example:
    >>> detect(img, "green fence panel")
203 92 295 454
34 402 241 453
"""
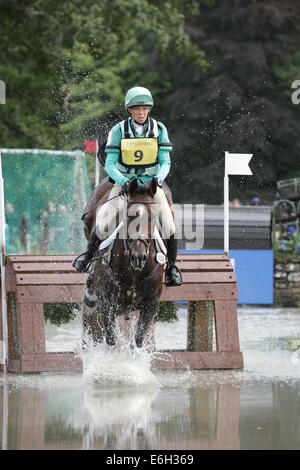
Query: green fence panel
0 149 91 254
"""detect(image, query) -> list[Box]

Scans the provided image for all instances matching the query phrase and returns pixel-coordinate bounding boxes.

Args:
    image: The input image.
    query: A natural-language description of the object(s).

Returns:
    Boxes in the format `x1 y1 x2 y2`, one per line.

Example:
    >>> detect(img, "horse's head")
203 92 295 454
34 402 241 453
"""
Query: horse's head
125 178 158 271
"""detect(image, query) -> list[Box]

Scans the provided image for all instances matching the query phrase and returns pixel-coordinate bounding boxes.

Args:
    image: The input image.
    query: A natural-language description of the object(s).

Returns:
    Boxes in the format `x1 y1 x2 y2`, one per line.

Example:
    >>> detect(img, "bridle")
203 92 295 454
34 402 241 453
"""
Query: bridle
96 193 163 286
123 234 151 260
123 199 158 265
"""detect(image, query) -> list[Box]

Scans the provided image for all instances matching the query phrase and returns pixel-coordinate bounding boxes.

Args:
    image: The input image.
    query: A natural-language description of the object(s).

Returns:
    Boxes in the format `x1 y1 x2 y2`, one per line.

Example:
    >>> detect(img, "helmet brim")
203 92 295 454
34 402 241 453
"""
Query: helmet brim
126 101 153 108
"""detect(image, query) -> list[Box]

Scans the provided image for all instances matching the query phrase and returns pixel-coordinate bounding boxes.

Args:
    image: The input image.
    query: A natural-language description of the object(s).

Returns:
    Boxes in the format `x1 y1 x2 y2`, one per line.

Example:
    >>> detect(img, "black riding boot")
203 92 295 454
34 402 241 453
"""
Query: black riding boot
165 234 182 287
72 229 101 272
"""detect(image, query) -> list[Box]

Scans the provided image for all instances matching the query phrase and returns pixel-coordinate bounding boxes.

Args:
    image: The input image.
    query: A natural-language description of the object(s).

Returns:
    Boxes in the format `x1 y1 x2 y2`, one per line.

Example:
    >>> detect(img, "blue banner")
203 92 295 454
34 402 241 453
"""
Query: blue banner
179 249 273 305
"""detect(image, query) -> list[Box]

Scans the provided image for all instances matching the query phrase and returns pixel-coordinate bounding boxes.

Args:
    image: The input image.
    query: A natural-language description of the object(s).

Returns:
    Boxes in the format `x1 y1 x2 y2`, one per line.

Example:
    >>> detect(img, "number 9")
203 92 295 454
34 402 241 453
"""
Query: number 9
134 150 143 162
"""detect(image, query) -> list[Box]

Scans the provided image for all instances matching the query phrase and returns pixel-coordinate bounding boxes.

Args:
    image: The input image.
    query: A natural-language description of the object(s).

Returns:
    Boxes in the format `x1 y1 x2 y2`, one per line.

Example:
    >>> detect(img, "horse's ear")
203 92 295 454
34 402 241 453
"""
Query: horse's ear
151 178 157 196
129 178 139 195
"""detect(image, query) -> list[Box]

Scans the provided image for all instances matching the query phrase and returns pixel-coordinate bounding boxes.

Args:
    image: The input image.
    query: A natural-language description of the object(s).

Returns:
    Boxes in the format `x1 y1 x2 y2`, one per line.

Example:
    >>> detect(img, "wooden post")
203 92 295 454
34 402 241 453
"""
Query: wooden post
7 292 20 360
214 300 240 352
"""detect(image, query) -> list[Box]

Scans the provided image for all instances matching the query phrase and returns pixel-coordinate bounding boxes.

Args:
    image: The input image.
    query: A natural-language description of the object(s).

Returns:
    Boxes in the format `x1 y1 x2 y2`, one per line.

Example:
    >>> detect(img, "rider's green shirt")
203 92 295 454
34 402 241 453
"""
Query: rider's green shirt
104 117 172 186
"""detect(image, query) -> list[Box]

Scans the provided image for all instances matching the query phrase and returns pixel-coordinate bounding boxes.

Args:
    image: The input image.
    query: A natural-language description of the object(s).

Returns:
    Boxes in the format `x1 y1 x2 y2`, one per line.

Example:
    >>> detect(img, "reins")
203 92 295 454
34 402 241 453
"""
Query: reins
127 200 157 204
81 191 125 220
81 193 157 221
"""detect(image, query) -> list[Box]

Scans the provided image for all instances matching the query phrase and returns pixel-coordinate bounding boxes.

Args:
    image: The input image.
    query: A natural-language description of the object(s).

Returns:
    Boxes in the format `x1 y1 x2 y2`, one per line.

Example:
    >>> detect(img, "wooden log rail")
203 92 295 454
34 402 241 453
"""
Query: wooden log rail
0 253 243 372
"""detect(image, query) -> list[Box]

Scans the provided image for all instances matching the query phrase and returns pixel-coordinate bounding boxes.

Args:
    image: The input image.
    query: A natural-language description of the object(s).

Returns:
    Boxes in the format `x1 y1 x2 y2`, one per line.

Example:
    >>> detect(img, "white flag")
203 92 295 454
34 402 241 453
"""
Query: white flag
225 152 253 176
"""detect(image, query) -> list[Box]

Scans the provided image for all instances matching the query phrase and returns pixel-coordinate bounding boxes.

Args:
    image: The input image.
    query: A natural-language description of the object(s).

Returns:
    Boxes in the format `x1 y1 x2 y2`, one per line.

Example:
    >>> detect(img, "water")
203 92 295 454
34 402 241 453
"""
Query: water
1 307 300 450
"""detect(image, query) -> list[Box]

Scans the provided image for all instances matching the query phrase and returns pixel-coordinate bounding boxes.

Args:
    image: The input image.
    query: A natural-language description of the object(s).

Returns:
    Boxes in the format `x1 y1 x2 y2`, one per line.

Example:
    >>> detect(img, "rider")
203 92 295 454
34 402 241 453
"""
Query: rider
73 86 182 286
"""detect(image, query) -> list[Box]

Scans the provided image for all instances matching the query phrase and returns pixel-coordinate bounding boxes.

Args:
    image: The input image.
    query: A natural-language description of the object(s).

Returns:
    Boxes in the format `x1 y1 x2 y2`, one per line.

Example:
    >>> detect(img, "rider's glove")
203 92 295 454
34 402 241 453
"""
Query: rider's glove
152 177 163 191
121 180 130 195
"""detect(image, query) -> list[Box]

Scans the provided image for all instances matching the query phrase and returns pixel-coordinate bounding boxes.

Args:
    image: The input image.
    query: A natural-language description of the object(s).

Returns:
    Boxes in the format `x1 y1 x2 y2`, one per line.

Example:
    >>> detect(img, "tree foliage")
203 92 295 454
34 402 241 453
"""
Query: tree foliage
0 0 208 150
164 0 300 204
1 0 300 204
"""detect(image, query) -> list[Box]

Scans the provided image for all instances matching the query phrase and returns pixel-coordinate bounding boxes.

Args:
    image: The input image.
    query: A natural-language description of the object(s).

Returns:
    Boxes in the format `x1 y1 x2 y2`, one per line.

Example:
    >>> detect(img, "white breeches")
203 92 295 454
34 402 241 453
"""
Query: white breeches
95 184 176 240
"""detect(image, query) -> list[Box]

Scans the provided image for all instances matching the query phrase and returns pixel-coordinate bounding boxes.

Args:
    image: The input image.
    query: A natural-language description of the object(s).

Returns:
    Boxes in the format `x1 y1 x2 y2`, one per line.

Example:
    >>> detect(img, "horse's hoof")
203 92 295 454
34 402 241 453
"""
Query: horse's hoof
83 294 96 309
129 342 135 355
135 335 143 348
106 337 116 347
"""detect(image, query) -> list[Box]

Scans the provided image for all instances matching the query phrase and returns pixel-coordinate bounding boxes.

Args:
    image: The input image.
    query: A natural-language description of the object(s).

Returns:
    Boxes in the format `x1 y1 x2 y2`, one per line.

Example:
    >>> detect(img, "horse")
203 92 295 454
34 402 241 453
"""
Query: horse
81 177 173 349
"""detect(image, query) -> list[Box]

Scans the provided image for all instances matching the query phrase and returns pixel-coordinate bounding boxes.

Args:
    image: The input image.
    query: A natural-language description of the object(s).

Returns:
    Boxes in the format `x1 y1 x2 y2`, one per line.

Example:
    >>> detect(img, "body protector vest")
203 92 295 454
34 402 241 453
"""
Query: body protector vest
117 118 160 177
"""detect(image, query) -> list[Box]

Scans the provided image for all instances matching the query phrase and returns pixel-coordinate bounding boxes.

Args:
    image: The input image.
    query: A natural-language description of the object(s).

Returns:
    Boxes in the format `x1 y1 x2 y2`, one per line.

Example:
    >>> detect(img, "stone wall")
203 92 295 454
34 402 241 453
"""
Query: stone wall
274 256 300 306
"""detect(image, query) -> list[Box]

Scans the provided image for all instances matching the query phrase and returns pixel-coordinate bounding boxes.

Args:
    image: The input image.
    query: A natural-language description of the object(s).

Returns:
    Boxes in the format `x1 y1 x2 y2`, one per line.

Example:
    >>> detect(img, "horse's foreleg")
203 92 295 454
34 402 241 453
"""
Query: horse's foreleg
82 306 104 346
135 301 159 348
82 291 105 346
82 267 105 346
101 302 117 346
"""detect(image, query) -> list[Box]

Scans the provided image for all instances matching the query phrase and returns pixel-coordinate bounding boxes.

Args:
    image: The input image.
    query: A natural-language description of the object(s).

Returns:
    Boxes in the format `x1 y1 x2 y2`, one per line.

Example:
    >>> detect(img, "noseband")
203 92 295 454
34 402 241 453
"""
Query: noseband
125 233 151 258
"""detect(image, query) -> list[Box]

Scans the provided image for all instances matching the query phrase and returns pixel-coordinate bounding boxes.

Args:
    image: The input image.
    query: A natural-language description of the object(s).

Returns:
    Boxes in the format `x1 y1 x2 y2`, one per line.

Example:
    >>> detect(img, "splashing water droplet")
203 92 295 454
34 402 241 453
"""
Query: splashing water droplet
76 327 159 388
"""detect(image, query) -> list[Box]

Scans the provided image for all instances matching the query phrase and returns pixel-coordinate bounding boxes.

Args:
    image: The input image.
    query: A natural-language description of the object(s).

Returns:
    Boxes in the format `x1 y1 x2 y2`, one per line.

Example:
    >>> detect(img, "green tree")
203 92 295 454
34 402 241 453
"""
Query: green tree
0 0 208 155
162 0 300 204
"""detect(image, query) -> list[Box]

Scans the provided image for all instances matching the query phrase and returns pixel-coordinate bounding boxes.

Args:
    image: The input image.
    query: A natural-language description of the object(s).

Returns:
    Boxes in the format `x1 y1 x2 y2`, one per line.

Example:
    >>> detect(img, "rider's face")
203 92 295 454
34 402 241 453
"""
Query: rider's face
127 105 150 124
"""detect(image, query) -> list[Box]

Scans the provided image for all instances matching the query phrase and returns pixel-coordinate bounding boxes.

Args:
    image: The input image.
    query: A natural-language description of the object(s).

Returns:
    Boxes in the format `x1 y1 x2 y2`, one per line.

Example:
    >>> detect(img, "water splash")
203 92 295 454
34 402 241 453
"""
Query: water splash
76 322 159 388
43 306 300 386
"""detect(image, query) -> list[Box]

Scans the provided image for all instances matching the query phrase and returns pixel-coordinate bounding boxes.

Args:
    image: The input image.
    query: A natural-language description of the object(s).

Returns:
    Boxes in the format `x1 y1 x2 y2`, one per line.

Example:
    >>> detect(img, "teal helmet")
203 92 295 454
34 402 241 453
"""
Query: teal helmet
125 87 154 109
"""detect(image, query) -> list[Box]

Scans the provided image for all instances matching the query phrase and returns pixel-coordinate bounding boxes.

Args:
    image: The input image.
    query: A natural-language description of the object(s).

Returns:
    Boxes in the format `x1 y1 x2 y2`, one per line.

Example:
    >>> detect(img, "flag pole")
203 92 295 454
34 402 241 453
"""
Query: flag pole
0 152 8 373
224 151 253 258
224 151 229 257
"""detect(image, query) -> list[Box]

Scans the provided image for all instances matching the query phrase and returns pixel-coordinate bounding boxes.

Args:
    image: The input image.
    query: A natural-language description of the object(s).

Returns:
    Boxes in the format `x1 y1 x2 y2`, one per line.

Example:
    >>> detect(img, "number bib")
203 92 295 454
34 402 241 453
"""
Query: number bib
120 137 158 168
